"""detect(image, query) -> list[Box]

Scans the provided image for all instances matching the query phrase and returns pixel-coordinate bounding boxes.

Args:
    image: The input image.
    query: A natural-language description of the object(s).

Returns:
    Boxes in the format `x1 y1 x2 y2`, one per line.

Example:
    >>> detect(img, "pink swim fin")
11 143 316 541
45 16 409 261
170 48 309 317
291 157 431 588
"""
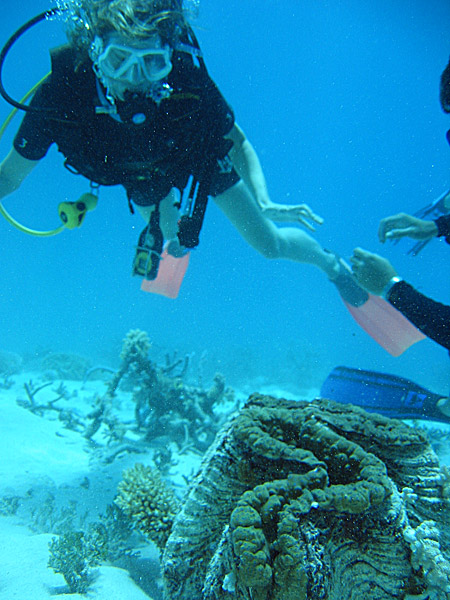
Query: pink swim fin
344 294 426 357
141 248 190 299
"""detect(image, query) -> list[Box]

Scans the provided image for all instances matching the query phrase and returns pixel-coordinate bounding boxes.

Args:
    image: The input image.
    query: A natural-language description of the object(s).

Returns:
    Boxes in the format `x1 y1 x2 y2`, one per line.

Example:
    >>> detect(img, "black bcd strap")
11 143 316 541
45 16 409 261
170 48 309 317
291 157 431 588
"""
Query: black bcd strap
177 137 234 248
177 181 208 248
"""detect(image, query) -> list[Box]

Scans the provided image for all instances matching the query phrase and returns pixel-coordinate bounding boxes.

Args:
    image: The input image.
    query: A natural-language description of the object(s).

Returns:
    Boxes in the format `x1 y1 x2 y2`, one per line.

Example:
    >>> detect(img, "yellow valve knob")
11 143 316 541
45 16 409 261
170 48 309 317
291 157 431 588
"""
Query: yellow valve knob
58 193 98 229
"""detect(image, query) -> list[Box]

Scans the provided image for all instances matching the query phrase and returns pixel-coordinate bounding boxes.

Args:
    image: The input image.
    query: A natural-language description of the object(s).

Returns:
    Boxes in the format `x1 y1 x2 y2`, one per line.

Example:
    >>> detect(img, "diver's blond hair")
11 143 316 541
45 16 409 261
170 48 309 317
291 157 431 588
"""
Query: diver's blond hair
66 0 187 56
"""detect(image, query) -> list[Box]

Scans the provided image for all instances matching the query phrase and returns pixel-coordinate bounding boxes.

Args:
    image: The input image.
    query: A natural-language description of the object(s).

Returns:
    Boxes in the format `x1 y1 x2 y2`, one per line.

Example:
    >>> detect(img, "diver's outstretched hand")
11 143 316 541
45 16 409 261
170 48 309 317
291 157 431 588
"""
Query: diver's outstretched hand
378 212 438 243
262 202 324 231
350 247 397 295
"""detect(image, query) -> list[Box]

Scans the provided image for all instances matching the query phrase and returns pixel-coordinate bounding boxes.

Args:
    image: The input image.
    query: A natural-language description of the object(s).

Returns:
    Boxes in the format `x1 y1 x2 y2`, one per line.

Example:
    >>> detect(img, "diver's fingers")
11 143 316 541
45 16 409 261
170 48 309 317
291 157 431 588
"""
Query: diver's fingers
350 247 374 270
309 212 324 225
298 217 316 232
352 247 371 259
378 213 414 242
349 256 360 269
296 204 324 225
384 226 417 240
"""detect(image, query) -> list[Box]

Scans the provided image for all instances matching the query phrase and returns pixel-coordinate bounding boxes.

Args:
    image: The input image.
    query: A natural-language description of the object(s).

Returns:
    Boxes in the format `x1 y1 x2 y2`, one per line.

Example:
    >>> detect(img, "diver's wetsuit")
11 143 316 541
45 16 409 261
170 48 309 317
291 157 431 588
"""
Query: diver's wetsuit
435 213 450 244
394 52 450 353
386 215 450 350
13 45 240 207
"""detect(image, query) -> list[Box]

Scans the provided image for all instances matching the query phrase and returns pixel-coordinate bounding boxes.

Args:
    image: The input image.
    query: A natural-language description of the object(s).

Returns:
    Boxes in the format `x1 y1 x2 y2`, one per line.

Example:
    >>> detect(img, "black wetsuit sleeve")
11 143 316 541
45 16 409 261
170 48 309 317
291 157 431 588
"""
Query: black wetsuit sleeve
435 214 450 244
195 64 235 138
388 280 450 350
13 76 57 160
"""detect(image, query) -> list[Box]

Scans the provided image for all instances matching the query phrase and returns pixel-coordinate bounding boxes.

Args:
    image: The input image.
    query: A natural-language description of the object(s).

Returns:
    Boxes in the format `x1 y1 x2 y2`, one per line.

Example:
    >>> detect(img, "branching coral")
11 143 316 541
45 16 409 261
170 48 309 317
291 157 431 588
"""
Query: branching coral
48 529 107 593
115 463 179 550
87 328 234 450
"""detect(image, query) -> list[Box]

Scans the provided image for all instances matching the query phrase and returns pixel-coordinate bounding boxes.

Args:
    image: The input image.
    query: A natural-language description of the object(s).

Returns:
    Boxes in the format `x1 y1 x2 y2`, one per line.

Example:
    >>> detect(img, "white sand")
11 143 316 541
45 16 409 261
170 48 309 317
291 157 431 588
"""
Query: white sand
0 370 317 600
0 374 173 600
0 389 90 495
0 518 152 600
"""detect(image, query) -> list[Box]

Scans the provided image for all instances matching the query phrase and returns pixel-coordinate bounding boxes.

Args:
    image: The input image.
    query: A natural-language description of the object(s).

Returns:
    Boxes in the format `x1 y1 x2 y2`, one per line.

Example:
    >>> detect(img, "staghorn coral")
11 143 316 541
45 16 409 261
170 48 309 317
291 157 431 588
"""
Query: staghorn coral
115 463 179 550
82 329 157 439
160 394 450 600
92 329 234 451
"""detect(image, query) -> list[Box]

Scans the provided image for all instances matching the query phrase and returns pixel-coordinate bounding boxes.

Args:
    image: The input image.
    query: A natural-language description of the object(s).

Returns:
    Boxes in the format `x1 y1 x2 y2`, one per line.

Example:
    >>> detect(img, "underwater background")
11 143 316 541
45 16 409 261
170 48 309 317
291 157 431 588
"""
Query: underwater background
0 0 449 395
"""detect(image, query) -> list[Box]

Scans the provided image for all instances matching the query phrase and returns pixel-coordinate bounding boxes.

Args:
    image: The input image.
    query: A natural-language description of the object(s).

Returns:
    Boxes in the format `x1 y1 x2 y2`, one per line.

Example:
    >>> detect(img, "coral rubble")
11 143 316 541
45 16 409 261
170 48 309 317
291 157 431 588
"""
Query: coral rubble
159 394 450 600
87 329 234 451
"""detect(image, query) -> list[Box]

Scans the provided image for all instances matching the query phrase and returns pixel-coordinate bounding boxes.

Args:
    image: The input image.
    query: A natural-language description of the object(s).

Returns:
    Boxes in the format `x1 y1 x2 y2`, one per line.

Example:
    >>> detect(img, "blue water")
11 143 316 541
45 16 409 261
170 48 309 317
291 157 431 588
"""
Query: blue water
0 0 449 394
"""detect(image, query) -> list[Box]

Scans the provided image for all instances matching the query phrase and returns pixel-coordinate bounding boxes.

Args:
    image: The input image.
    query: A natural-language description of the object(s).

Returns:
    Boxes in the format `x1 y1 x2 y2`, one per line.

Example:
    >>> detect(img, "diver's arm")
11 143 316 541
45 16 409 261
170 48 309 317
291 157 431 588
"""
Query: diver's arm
226 123 271 209
388 282 450 350
226 123 323 231
350 247 450 350
0 149 39 198
435 214 450 243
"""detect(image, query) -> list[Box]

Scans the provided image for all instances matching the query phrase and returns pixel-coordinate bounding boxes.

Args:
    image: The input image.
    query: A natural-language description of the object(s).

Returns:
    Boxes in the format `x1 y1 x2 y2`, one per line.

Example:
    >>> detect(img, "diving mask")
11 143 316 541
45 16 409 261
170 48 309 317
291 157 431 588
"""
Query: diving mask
94 36 173 86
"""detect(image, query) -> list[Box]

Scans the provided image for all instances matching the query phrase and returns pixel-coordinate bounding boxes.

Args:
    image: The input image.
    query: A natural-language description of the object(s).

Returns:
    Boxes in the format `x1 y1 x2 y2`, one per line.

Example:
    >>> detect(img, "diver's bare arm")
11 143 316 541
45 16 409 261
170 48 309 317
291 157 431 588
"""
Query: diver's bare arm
0 149 39 198
226 123 323 231
226 123 271 208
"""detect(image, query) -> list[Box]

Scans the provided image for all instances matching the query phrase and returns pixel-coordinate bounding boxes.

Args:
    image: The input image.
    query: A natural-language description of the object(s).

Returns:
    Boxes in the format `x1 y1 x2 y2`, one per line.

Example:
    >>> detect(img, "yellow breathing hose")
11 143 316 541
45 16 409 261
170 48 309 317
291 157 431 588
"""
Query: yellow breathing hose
0 72 66 236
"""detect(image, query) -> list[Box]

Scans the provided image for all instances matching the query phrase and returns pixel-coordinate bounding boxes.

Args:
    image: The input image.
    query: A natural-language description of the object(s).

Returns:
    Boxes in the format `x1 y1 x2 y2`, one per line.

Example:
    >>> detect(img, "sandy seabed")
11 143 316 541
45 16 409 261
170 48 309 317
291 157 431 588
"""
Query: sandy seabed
0 371 313 600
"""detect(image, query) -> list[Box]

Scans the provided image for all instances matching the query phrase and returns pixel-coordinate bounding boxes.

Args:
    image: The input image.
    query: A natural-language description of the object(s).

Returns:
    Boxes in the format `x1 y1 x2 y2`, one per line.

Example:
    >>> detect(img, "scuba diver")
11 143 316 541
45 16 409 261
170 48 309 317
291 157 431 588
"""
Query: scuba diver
350 52 450 352
349 213 450 415
351 207 450 350
0 0 408 352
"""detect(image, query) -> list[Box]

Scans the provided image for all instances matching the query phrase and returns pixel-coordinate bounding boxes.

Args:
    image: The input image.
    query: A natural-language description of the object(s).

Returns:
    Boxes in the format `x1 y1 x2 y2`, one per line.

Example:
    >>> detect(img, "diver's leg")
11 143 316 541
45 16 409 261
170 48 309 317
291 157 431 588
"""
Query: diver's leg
135 189 184 253
159 189 187 256
136 204 153 221
135 189 179 236
159 189 181 239
213 180 339 278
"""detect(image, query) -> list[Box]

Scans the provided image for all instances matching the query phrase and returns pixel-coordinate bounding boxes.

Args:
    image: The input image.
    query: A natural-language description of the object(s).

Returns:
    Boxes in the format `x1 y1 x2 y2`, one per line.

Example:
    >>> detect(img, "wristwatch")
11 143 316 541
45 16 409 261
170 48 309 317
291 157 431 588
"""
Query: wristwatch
382 276 403 300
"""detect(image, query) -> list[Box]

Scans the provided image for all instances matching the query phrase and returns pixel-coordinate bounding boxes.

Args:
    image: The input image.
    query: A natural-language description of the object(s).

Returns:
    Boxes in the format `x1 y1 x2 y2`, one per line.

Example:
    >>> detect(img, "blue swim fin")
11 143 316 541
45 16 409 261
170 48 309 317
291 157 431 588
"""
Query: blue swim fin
320 365 448 423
